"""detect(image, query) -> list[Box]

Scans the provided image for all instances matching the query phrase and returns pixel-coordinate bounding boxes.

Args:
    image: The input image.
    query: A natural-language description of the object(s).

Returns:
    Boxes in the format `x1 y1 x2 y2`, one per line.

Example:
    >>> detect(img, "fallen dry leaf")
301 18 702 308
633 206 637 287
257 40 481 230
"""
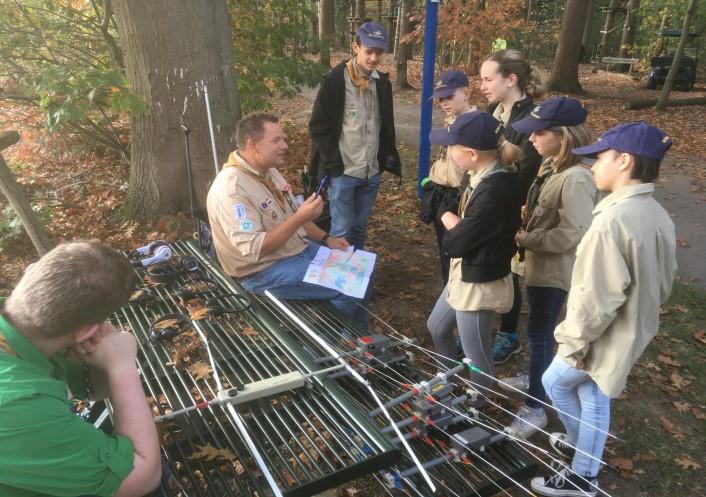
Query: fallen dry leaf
639 361 661 372
675 456 701 470
693 330 706 346
242 326 259 336
609 457 634 472
189 443 237 463
659 416 676 433
189 306 209 320
657 354 682 367
189 361 213 380
672 304 690 314
677 238 690 248
689 406 706 420
673 400 691 414
154 318 180 330
670 371 692 391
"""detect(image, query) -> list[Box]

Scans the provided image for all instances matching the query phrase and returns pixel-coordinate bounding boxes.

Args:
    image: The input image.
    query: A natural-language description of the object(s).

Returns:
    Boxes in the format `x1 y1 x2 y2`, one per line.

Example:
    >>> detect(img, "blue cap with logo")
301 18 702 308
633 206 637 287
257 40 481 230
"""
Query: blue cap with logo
355 22 388 51
511 97 588 134
573 122 673 160
429 111 504 150
432 70 470 99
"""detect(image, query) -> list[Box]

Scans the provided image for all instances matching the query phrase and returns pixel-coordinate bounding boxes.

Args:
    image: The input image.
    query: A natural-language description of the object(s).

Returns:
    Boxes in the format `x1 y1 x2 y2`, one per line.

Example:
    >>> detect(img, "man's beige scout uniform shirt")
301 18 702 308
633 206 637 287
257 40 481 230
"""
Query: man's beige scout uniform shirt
522 164 597 290
206 152 308 278
554 183 677 397
446 161 514 313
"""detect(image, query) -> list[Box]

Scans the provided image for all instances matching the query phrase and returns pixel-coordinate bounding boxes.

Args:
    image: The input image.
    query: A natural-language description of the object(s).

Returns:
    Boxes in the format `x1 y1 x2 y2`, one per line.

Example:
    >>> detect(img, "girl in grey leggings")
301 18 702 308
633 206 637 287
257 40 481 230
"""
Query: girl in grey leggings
426 111 522 396
427 286 496 391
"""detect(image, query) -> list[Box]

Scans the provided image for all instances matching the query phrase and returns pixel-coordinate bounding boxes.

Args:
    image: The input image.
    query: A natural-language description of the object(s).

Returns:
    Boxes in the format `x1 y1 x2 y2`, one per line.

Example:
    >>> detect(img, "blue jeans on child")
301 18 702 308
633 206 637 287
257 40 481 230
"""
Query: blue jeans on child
328 173 381 250
525 286 567 408
542 356 611 477
239 242 371 326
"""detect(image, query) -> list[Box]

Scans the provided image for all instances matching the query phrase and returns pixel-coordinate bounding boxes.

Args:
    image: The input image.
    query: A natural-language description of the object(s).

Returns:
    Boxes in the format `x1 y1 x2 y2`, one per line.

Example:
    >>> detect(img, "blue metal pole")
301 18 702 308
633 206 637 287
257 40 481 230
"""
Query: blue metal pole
417 0 439 198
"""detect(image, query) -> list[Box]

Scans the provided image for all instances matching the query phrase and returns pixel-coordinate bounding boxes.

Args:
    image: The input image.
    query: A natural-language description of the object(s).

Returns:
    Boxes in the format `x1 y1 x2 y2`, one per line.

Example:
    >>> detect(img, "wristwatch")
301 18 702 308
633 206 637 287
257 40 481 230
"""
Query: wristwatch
321 233 330 244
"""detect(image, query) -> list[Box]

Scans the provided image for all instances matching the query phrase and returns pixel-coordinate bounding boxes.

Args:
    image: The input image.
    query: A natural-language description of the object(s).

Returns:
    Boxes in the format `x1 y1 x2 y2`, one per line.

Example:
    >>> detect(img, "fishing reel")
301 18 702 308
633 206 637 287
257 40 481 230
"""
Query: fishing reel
129 240 173 268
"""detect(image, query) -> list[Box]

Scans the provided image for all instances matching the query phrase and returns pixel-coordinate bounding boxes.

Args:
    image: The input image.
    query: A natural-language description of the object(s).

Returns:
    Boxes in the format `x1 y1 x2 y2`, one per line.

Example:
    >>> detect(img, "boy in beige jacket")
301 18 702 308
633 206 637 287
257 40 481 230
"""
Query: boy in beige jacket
531 122 677 497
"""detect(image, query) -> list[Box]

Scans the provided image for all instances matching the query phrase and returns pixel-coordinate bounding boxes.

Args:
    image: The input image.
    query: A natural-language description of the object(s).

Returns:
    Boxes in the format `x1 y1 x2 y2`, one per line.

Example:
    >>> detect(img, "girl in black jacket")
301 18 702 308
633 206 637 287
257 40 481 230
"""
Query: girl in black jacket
480 49 548 365
427 111 522 397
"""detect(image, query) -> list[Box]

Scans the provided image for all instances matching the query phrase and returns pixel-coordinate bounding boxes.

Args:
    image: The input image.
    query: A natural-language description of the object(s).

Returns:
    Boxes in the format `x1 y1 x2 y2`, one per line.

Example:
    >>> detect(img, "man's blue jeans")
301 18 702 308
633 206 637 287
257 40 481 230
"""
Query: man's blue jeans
542 356 611 477
328 173 381 250
525 286 567 408
239 242 371 326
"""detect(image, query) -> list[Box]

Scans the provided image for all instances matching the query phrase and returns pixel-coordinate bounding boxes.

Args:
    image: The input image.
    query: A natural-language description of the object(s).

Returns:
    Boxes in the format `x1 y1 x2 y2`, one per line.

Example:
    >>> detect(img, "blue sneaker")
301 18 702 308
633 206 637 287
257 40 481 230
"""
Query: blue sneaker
492 332 521 364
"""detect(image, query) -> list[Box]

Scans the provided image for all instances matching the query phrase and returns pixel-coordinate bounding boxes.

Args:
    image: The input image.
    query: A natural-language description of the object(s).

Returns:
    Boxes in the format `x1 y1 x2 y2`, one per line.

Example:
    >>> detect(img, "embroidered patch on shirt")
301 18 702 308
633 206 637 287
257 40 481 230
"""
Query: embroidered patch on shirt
260 198 273 210
239 219 255 232
233 203 247 219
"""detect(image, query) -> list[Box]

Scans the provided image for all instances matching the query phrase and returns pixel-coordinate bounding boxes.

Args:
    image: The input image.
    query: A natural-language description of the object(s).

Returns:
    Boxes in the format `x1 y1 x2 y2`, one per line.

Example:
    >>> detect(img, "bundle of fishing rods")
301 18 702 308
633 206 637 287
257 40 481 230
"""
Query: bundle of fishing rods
101 240 616 497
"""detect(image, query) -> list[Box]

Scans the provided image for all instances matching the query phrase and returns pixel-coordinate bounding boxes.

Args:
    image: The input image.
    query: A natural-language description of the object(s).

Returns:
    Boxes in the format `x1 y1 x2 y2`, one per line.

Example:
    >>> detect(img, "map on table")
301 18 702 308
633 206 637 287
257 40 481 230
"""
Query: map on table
303 246 376 298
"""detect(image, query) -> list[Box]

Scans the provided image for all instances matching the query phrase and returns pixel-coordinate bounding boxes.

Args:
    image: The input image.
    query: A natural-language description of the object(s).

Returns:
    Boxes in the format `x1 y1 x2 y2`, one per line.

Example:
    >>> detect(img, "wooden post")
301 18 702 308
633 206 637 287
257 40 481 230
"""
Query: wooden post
0 131 54 256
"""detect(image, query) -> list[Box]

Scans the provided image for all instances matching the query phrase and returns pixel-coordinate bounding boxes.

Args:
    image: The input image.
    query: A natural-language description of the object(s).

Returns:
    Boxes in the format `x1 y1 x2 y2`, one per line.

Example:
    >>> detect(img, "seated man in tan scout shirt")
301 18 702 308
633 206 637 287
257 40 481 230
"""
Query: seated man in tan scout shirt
207 112 372 326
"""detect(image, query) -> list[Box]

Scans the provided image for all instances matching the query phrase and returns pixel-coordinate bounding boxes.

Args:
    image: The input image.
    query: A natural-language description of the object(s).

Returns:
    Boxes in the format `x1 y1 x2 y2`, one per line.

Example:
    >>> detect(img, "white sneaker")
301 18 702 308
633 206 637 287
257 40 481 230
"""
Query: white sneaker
498 372 529 393
507 405 548 439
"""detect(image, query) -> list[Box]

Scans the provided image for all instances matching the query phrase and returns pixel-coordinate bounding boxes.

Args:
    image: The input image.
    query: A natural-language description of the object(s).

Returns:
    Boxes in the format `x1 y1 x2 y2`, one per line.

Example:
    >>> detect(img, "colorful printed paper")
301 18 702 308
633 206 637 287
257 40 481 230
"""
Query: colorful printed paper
303 246 376 298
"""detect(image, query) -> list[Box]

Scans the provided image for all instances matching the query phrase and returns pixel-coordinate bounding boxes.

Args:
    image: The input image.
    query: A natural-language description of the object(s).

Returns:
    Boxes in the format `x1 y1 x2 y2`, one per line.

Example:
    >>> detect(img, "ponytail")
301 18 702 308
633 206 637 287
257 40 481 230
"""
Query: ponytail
498 137 523 167
525 66 548 100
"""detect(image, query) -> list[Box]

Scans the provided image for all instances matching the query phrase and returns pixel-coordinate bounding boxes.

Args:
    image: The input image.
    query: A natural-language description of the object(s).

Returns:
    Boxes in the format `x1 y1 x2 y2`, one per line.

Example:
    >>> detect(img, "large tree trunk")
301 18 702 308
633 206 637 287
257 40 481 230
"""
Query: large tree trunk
618 0 641 72
385 0 395 52
599 0 621 59
355 0 366 20
112 0 240 220
309 0 319 53
548 0 585 93
394 0 413 90
318 0 333 66
656 0 699 110
582 0 595 61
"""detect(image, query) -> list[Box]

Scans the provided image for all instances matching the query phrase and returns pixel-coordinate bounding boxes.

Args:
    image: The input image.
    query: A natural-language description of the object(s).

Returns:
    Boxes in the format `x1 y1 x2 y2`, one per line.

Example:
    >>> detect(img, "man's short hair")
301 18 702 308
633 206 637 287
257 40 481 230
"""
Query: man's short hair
630 154 661 183
4 241 137 338
235 112 280 150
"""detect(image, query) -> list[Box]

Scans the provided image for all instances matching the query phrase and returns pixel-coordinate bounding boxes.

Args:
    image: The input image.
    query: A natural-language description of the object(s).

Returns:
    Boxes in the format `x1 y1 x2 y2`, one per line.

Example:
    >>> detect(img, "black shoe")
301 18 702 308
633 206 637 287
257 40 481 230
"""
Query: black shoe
531 467 598 497
549 432 576 460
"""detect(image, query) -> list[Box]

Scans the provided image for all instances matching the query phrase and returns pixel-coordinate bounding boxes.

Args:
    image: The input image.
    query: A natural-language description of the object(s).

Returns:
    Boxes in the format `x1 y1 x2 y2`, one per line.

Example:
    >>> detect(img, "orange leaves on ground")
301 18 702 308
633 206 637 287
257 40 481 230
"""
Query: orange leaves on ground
609 457 634 476
675 456 701 470
188 443 237 463
242 326 259 336
659 415 686 442
673 400 691 414
657 354 682 367
670 371 692 391
189 361 213 381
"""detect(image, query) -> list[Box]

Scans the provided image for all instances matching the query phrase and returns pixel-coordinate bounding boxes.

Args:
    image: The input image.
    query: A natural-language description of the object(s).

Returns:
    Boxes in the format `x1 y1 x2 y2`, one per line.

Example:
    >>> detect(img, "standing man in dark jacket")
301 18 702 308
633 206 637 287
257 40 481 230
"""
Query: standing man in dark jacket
308 21 401 250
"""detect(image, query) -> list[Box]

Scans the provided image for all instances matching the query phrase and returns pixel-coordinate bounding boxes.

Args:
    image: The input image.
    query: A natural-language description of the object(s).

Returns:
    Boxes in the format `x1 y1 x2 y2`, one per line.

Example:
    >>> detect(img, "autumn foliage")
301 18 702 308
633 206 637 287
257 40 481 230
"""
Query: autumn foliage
405 0 524 73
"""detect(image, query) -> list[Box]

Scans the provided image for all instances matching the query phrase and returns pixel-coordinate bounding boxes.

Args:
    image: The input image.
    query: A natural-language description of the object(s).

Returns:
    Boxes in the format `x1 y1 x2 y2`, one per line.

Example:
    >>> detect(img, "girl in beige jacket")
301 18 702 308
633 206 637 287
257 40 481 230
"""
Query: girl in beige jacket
501 97 597 439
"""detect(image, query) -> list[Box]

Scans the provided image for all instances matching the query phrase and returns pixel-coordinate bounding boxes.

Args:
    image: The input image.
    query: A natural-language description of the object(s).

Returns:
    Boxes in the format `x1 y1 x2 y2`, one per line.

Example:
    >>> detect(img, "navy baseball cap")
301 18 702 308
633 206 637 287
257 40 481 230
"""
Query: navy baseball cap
573 122 673 160
512 97 588 134
429 111 504 150
356 22 388 51
432 70 470 99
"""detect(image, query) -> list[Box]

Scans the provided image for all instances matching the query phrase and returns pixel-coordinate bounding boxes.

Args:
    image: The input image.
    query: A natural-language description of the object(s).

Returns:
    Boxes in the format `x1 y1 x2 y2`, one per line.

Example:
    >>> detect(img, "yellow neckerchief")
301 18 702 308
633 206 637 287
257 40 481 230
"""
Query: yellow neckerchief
346 59 371 92
223 152 286 211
